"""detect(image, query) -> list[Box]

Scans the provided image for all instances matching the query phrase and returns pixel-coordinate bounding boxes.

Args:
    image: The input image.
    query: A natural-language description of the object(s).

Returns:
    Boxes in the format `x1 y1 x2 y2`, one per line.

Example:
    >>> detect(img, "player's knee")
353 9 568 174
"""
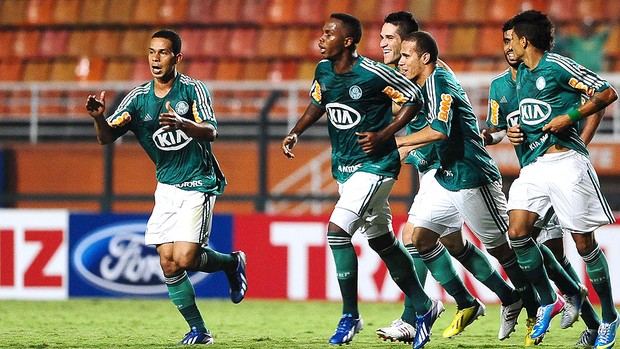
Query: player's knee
440 232 465 254
174 254 197 270
368 233 396 252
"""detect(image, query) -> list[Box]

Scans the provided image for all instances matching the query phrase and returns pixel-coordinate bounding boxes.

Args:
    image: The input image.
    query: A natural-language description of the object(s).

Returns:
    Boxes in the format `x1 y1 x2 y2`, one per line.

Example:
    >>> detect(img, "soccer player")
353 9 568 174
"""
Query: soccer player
484 18 602 346
376 11 532 344
85 29 248 345
281 13 442 349
505 10 618 347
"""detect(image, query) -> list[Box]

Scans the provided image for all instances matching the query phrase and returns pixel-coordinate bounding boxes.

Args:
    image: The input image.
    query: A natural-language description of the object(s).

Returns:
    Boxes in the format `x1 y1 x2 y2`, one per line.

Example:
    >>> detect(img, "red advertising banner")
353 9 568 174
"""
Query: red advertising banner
235 214 620 304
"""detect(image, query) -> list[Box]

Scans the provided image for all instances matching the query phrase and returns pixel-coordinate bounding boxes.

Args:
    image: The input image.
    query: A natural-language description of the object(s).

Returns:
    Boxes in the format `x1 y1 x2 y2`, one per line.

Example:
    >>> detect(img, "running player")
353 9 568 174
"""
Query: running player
505 10 618 347
281 13 442 349
85 29 247 345
484 18 602 346
376 11 533 344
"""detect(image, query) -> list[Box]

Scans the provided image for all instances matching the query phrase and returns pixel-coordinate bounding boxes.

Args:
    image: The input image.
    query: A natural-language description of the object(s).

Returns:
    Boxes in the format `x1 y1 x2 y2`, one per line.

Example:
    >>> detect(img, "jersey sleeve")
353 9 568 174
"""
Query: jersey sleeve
360 59 423 107
486 80 507 129
106 87 141 139
189 79 217 127
550 54 611 97
426 74 454 136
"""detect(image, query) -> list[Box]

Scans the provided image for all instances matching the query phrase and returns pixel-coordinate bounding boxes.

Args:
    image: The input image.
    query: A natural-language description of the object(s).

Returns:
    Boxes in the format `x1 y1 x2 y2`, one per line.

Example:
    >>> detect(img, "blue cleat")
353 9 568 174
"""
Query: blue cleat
594 314 618 349
179 327 214 345
329 313 363 345
226 251 247 304
413 299 445 349
531 295 565 339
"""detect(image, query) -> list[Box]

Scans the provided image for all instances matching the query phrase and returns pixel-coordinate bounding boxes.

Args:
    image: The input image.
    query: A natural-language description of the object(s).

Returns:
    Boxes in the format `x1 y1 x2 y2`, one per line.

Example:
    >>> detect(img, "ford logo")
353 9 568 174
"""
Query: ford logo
152 128 192 151
73 221 208 295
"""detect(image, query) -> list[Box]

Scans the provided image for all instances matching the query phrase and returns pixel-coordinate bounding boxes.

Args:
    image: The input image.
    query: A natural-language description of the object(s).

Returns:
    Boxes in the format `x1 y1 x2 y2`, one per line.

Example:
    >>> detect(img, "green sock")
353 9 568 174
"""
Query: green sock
376 239 430 315
500 255 540 318
455 241 517 305
405 243 428 287
539 244 579 295
165 271 207 332
421 242 476 309
328 231 359 317
559 255 600 329
581 244 617 322
197 246 235 273
510 236 556 305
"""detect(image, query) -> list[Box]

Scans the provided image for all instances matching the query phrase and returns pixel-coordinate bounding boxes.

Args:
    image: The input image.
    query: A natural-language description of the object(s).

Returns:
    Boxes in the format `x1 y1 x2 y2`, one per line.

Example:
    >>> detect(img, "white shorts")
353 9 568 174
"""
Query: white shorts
329 171 395 239
145 182 215 245
508 150 615 233
409 171 509 249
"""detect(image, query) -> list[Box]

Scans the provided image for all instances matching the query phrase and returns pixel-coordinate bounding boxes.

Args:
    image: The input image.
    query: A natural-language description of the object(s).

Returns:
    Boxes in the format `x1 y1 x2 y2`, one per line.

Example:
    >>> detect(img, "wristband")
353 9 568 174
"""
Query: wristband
567 109 583 123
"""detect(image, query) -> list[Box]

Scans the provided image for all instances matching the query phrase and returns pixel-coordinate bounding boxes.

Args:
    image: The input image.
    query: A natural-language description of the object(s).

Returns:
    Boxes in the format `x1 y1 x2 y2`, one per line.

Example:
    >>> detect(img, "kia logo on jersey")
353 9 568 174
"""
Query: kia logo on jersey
72 222 208 295
152 128 192 151
325 103 361 130
519 98 552 125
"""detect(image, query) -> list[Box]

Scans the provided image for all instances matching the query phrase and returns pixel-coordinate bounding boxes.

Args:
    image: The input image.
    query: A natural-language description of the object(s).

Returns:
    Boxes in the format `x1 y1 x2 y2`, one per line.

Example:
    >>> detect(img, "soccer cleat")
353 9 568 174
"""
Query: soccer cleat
575 328 598 347
594 315 618 349
531 295 565 339
376 318 416 343
442 299 486 338
499 298 523 340
562 284 587 329
226 251 247 304
524 317 544 346
179 327 214 345
413 299 445 349
329 313 363 345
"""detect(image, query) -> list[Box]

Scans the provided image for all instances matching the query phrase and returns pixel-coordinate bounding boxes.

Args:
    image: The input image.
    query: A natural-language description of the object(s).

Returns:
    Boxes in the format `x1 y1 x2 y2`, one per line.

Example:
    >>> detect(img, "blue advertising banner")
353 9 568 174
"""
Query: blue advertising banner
69 213 233 298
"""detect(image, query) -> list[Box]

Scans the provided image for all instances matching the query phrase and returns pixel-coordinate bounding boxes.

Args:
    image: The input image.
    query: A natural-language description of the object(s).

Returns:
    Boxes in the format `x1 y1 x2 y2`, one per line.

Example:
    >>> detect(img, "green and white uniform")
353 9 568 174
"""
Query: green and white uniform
508 52 615 232
309 56 422 236
411 66 508 248
107 73 226 244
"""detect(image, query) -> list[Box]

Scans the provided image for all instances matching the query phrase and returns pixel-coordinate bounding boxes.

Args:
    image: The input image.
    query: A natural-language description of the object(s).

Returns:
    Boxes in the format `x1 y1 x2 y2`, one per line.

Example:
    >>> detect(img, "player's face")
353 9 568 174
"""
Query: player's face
318 19 346 59
380 23 402 65
148 37 178 80
509 30 525 61
503 29 520 68
398 40 424 81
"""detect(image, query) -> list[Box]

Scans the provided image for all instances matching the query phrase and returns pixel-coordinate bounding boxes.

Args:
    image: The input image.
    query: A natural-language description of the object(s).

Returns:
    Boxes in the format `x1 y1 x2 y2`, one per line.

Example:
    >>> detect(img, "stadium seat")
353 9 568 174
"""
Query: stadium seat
177 29 205 58
476 25 503 57
200 29 231 59
407 0 434 22
184 60 217 81
268 60 299 80
266 0 298 24
39 30 70 58
297 59 316 80
0 59 23 81
547 0 579 22
25 0 54 24
357 23 382 61
67 30 94 58
105 59 134 81
469 58 502 72
131 59 153 82
158 0 190 23
351 0 380 23
49 58 78 81
133 0 162 24
450 26 479 56
0 0 26 24
52 0 81 24
426 26 451 56
93 30 122 58
603 0 620 21
257 28 285 58
23 60 51 81
75 56 106 81
431 0 464 24
215 59 243 80
77 0 107 24
0 31 15 58
106 0 135 24
324 0 352 18
242 61 270 80
120 30 151 58
12 30 42 58
295 0 324 24
186 0 215 23
462 0 489 23
229 28 259 59
378 0 409 19
486 0 522 23
605 24 620 57
282 28 314 58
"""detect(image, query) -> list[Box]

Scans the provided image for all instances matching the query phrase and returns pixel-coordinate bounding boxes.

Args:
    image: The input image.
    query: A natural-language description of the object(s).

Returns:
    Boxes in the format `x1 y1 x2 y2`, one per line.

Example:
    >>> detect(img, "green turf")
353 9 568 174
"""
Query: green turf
0 298 594 348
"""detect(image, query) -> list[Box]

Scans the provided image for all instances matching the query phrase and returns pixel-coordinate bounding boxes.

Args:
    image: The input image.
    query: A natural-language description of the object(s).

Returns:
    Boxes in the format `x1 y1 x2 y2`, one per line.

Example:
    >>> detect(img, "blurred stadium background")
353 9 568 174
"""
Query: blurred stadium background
1 0 620 307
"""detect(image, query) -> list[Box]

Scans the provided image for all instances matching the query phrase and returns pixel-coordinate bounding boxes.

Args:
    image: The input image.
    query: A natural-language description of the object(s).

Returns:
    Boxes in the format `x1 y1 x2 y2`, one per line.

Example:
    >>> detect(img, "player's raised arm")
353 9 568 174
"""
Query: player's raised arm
281 102 324 159
159 101 217 142
85 91 116 145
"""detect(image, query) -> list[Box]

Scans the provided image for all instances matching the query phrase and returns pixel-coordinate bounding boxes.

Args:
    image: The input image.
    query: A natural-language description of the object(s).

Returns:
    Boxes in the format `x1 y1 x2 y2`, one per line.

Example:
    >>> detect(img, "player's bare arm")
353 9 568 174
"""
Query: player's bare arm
580 109 605 146
282 103 324 159
357 103 421 154
85 91 115 145
159 101 217 142
542 86 618 134
395 124 447 149
506 124 523 145
481 126 507 146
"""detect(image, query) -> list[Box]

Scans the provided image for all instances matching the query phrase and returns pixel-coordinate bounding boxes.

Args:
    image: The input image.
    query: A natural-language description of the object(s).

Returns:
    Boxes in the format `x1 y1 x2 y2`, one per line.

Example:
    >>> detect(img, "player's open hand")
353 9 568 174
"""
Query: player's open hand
86 91 106 118
542 114 571 134
356 131 384 154
506 124 523 145
159 101 184 131
282 133 298 159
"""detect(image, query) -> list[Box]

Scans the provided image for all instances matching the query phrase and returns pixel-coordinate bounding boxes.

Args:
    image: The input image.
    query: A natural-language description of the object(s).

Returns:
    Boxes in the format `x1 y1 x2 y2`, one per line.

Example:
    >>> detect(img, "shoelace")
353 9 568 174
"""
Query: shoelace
337 317 354 332
598 322 613 342
534 306 546 328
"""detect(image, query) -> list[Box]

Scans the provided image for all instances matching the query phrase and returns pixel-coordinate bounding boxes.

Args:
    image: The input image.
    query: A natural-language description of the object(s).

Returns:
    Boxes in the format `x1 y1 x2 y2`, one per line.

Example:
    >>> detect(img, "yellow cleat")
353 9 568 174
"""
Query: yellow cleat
525 317 544 346
442 299 486 338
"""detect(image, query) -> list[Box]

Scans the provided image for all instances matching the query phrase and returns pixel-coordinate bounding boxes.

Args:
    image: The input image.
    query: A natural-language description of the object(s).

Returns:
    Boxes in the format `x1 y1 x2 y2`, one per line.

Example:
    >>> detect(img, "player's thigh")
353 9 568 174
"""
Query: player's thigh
409 174 461 236
507 162 551 218
453 180 508 249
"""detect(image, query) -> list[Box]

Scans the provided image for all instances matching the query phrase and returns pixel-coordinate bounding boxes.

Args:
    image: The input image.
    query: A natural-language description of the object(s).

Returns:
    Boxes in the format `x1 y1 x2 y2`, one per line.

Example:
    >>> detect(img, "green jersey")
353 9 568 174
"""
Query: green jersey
423 66 501 190
515 52 611 167
310 55 423 183
404 109 440 174
487 69 526 167
106 73 226 195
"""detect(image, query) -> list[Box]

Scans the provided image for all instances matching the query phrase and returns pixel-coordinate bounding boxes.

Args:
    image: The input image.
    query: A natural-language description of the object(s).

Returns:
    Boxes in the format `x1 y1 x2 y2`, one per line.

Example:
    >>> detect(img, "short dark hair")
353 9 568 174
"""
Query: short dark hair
402 31 438 63
384 11 420 37
330 13 362 45
152 29 182 55
502 18 514 33
511 10 554 51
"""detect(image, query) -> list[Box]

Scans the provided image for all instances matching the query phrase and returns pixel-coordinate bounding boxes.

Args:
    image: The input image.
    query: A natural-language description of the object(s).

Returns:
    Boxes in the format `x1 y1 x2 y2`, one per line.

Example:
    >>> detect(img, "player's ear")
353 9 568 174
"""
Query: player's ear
422 52 430 65
343 36 353 48
174 52 183 65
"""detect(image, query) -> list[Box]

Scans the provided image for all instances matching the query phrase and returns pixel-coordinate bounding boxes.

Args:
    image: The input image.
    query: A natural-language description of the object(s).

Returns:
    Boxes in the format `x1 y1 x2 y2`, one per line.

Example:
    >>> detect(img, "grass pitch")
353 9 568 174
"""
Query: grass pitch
0 298 591 348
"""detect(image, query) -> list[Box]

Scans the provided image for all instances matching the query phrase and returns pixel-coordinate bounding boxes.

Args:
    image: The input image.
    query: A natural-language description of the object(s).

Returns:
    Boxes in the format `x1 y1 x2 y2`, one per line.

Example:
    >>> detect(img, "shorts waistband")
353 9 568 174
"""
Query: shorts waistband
536 149 580 162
